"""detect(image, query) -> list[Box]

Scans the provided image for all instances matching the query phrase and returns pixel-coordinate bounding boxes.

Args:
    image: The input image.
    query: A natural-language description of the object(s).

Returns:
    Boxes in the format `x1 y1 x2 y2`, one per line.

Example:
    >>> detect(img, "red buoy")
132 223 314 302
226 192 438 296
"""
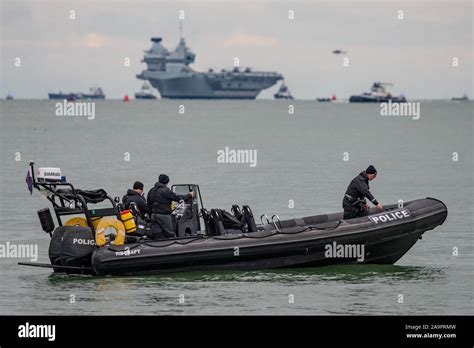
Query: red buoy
123 94 129 102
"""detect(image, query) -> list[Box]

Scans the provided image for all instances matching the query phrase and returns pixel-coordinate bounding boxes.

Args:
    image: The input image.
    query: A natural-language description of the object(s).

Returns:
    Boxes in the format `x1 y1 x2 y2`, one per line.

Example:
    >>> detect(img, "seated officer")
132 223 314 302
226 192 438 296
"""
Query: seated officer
147 174 195 239
122 181 148 217
342 165 383 219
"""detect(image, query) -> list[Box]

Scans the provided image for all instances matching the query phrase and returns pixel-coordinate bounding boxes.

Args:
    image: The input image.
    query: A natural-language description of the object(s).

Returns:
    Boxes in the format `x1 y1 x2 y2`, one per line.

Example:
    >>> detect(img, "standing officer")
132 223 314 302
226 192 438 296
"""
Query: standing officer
342 165 383 219
147 174 195 239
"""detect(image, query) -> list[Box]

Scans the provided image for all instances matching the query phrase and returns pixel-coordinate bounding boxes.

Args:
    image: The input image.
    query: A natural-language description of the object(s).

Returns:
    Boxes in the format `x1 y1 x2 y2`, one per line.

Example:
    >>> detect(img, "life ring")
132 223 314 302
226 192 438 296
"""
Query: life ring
64 217 88 227
95 218 126 247
64 216 102 229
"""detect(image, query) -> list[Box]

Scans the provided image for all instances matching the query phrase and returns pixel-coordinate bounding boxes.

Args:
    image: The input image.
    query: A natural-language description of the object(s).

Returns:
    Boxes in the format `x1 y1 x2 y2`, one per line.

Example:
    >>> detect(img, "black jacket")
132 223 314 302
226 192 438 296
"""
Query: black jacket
344 171 379 205
147 183 189 215
122 189 148 215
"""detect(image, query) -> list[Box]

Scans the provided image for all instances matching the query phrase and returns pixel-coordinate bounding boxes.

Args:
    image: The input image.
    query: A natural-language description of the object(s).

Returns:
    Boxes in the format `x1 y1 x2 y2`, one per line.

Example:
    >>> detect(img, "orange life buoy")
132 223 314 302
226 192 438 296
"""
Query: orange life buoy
64 216 102 229
64 217 88 227
95 218 126 247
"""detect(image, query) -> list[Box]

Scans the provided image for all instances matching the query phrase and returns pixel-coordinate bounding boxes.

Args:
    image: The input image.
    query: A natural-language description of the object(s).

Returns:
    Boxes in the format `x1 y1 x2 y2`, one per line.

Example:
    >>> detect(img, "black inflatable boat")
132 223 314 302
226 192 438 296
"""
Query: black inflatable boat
21 163 448 276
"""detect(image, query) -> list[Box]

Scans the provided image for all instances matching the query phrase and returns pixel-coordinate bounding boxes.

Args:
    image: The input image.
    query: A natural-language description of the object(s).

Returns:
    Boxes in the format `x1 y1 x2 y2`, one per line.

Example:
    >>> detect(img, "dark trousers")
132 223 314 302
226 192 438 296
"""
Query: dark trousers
151 213 176 239
342 197 369 220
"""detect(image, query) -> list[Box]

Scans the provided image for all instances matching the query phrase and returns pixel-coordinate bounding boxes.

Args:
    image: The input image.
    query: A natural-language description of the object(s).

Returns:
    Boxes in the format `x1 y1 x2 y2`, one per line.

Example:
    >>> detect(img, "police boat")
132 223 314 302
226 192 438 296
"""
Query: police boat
20 163 448 276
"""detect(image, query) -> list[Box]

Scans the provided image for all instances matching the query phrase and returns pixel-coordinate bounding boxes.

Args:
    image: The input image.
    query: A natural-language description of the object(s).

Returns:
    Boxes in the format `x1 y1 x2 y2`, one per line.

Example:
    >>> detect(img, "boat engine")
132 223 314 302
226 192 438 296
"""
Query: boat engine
48 226 96 274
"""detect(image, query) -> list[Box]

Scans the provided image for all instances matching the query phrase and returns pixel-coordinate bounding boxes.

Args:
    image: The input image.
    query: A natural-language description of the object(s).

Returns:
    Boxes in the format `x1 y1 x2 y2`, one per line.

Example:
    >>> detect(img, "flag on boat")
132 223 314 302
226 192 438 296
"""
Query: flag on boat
26 167 33 194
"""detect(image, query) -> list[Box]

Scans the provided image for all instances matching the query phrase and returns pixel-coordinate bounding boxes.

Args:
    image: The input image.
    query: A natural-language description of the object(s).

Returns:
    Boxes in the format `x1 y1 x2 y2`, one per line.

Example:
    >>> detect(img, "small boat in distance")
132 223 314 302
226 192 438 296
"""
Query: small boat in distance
6 94 14 100
135 82 157 99
66 94 76 102
350 82 406 103
452 94 468 101
48 91 78 100
274 82 294 100
82 87 105 99
48 87 105 100
317 95 337 102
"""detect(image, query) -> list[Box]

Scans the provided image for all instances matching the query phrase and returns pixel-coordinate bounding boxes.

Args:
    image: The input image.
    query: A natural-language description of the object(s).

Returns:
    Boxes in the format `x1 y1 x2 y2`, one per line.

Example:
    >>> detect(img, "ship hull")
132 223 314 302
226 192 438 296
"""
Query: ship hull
48 93 78 100
274 94 294 100
135 94 157 100
82 95 106 100
48 93 105 100
349 95 406 103
139 71 280 99
148 76 260 99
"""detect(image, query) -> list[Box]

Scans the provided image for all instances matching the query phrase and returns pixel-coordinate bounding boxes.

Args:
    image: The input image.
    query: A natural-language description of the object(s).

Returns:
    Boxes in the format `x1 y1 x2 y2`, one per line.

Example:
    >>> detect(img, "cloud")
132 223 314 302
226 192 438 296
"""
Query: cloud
3 33 120 49
221 32 278 48
82 33 113 48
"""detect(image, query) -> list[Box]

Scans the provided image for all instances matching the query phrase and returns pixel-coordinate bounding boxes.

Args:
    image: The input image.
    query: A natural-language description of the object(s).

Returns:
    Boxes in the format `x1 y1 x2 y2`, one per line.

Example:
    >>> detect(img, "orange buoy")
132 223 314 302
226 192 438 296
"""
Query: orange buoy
95 218 126 246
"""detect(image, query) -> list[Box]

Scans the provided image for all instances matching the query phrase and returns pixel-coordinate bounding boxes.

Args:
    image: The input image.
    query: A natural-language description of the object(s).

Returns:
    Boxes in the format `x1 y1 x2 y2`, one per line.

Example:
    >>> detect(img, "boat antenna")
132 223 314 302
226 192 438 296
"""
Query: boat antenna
179 18 183 40
33 128 37 162
43 128 47 164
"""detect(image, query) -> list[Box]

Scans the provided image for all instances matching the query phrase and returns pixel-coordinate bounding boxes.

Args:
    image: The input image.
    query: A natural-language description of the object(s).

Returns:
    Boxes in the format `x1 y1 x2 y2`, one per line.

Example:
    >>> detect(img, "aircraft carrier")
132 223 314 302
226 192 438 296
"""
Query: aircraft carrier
136 36 283 99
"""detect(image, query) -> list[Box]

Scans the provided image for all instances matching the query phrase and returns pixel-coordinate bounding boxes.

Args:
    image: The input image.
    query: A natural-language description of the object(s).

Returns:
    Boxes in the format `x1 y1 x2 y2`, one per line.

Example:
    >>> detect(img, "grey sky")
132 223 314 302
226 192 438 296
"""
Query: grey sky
1 0 472 99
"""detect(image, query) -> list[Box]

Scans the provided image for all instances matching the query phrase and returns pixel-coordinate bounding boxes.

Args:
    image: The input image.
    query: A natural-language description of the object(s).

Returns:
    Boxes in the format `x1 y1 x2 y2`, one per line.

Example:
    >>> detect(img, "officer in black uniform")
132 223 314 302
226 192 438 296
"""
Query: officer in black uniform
147 174 195 239
342 165 383 219
122 181 148 217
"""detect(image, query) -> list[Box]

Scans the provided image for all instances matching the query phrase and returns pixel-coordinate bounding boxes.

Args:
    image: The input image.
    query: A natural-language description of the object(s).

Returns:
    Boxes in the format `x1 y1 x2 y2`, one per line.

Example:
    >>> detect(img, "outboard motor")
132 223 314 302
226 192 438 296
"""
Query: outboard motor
48 226 96 274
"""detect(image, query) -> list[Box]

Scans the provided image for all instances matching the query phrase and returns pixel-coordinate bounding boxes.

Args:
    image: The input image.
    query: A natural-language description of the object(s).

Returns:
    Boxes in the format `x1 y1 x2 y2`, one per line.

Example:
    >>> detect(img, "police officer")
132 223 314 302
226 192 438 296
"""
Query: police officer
342 165 383 219
122 181 148 217
147 174 195 239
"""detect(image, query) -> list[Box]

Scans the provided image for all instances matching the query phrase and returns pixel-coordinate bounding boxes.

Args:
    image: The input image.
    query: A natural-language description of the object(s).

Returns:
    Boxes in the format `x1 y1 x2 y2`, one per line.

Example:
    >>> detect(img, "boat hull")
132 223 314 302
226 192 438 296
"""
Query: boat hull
135 94 157 100
82 95 106 100
274 94 294 100
91 198 447 276
48 93 78 100
349 95 407 103
48 93 105 100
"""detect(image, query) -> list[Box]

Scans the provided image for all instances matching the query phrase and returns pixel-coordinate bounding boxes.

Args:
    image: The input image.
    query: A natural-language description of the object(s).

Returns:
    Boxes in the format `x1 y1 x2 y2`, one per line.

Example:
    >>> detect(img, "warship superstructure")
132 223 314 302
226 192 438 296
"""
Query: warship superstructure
137 35 283 99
